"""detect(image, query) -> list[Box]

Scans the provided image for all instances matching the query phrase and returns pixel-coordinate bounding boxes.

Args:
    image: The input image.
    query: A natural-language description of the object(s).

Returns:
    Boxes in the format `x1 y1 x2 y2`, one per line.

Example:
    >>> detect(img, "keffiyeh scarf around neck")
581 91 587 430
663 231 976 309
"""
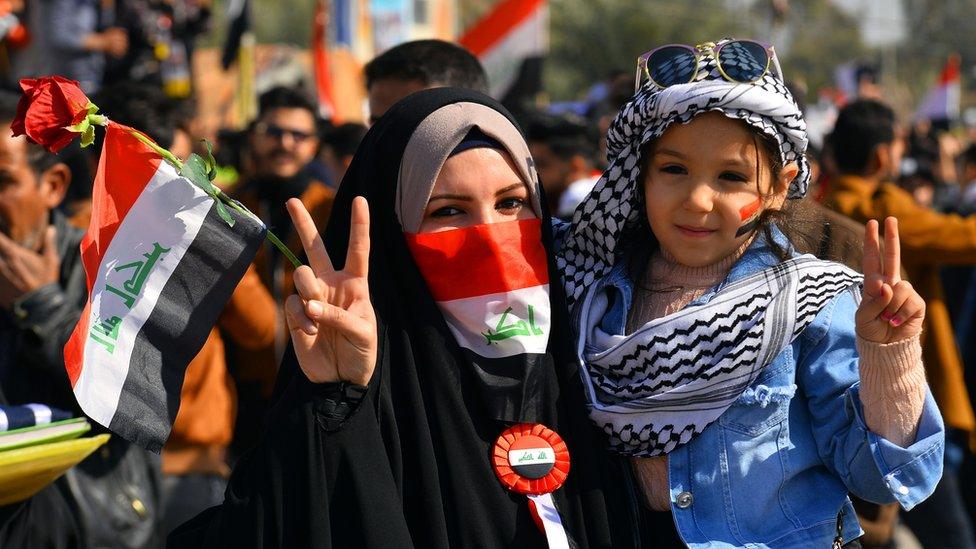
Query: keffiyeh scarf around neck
556 40 862 456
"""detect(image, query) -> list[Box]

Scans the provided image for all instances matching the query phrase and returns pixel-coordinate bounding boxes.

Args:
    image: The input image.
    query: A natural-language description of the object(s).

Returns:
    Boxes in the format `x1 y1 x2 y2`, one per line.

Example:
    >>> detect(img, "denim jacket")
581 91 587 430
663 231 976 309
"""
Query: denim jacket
566 229 945 548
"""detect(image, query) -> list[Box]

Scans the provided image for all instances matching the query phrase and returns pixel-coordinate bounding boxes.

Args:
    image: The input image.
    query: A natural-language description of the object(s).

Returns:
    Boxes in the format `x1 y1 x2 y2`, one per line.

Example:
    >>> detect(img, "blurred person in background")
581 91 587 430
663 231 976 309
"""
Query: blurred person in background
0 94 162 548
104 0 212 98
525 112 600 220
897 160 939 209
230 86 333 457
824 98 976 549
13 0 128 93
944 143 976 535
955 144 976 217
364 39 488 124
317 121 367 188
0 0 31 90
0 97 86 549
0 96 80 412
585 71 632 169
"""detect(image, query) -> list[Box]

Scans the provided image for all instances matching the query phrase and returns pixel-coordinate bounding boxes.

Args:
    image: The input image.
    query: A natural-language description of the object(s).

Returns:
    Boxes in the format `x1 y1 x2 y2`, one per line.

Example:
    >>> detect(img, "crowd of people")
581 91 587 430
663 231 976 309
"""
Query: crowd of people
0 4 974 547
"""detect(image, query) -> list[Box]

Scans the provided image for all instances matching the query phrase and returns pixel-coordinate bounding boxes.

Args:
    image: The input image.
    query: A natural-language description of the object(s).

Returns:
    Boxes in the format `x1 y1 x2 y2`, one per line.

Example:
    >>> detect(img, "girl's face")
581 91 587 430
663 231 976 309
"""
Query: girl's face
642 112 798 267
419 147 536 233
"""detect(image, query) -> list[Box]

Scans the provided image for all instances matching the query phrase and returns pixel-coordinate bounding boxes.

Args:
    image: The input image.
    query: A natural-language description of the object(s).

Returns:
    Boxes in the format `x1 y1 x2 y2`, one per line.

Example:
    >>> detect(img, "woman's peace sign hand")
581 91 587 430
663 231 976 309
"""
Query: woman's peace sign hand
284 197 377 386
855 217 925 344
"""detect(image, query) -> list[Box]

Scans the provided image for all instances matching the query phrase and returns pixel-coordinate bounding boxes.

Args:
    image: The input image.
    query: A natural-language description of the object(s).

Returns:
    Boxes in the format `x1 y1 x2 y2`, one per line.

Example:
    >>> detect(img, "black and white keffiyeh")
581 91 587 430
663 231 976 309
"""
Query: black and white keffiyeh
577 256 861 456
556 39 863 456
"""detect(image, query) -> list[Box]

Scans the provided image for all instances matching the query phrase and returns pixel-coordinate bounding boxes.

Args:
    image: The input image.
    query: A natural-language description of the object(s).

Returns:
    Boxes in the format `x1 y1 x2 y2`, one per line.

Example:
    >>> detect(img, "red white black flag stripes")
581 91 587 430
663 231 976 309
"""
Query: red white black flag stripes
64 122 266 453
404 219 551 359
459 0 548 101
916 54 961 123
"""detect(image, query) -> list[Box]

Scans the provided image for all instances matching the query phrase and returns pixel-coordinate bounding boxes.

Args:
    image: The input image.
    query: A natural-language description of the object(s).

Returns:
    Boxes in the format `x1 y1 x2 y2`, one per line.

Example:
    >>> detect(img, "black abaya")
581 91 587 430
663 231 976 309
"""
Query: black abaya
169 89 635 548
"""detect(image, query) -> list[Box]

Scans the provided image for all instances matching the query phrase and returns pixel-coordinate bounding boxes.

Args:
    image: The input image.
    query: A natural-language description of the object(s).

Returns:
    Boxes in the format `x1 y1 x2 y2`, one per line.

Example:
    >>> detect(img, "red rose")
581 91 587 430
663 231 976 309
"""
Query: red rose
11 76 95 152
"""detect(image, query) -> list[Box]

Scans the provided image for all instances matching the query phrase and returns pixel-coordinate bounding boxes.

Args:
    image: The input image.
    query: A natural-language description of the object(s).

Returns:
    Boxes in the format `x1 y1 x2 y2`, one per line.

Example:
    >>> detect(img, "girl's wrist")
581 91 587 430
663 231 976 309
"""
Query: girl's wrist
856 334 926 446
855 334 923 384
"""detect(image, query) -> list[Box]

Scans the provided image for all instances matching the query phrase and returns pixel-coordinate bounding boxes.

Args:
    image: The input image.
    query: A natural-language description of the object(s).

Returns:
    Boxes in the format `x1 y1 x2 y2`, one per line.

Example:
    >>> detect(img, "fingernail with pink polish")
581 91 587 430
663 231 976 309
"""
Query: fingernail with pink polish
880 311 892 321
890 317 901 327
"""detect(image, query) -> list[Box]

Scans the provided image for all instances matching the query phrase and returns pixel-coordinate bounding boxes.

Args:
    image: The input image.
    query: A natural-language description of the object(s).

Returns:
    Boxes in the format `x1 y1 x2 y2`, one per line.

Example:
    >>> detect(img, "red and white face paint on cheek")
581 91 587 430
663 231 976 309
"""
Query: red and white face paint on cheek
735 197 763 237
404 218 551 358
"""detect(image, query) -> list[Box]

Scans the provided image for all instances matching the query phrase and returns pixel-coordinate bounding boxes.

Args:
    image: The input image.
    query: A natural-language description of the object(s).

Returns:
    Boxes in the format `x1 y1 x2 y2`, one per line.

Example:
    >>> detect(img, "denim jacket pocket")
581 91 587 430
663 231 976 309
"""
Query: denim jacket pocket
718 352 796 436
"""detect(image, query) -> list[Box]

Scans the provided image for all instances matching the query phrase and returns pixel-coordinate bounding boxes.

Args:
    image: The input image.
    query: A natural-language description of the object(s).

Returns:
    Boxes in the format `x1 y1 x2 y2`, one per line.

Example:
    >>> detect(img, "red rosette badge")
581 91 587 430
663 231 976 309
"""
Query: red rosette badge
492 423 570 495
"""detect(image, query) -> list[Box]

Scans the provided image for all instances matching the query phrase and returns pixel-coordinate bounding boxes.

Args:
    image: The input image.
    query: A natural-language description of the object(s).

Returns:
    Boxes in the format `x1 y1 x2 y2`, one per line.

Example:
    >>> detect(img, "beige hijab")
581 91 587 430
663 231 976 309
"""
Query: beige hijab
395 102 542 233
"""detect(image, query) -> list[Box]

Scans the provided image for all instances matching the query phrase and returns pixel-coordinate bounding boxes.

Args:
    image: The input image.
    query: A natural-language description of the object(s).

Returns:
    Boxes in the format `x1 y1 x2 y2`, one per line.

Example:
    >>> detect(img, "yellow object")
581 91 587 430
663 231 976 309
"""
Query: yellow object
163 79 192 99
0 434 110 505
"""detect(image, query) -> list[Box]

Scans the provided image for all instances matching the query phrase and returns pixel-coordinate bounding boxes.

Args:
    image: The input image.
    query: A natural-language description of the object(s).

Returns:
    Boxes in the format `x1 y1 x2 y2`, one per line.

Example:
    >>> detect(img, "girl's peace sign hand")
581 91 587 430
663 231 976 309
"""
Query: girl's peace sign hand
283 197 377 386
855 217 925 344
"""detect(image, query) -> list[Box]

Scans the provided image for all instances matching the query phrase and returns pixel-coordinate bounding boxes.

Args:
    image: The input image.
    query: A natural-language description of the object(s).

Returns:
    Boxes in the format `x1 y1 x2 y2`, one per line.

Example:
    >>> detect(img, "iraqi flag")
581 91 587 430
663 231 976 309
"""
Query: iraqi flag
916 54 961 123
404 218 550 359
63 122 266 453
459 0 548 104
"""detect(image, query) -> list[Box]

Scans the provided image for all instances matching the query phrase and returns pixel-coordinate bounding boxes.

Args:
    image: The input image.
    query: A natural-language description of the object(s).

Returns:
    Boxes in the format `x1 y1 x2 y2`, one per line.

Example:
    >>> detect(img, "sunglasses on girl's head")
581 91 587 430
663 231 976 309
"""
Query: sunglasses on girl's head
635 39 782 92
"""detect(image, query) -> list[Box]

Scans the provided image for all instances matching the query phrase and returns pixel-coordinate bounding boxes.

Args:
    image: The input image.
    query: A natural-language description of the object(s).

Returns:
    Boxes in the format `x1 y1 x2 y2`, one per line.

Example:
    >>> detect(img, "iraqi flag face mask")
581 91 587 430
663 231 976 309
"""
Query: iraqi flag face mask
404 217 551 359
407 218 573 548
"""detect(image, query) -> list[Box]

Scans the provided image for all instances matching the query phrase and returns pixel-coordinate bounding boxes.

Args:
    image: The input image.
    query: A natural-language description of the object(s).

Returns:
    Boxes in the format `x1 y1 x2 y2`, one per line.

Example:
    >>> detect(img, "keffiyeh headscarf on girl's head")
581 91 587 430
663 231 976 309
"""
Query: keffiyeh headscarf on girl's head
556 40 862 457
558 38 810 305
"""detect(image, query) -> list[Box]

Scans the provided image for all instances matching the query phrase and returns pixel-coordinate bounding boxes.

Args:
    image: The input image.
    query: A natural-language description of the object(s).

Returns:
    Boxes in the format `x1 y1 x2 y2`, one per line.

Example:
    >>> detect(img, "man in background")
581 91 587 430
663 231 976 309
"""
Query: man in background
13 0 128 93
526 113 601 219
364 39 488 124
824 98 976 549
0 94 162 548
230 86 333 456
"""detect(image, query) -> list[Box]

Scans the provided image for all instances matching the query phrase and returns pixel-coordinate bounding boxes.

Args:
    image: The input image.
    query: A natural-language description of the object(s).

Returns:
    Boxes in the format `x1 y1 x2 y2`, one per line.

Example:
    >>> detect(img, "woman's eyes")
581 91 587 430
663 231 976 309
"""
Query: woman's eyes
497 197 525 211
430 206 464 218
428 198 525 218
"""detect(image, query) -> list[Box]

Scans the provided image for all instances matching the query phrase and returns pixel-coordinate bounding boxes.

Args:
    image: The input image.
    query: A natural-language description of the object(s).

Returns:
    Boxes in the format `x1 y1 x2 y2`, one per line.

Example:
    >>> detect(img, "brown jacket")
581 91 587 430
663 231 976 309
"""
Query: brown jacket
825 174 976 446
161 266 276 475
236 179 336 302
230 178 336 397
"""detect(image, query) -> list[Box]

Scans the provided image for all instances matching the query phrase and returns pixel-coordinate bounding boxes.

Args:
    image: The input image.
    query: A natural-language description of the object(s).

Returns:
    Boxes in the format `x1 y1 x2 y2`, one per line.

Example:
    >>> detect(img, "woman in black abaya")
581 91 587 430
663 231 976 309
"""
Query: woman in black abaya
169 89 633 548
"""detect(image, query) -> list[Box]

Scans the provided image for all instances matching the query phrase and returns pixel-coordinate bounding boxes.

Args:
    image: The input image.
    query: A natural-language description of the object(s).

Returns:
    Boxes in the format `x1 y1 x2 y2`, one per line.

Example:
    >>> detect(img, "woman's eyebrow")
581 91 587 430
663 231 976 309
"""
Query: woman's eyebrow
428 193 472 202
495 182 524 196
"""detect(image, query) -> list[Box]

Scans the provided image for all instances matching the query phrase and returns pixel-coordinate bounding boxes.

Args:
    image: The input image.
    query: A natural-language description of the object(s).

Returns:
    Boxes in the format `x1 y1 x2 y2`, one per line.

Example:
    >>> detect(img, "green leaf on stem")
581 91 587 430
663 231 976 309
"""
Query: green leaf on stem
182 153 217 195
181 153 235 227
201 140 218 181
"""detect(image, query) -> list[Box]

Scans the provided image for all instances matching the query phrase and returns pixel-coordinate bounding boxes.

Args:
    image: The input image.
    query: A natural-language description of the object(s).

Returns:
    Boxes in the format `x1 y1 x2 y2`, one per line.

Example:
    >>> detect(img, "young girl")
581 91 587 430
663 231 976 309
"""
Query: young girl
556 39 945 547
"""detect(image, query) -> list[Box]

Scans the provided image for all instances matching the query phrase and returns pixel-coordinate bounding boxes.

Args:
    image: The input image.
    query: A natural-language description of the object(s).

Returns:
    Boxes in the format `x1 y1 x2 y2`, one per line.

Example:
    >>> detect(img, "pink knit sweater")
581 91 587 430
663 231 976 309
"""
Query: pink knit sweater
626 245 927 512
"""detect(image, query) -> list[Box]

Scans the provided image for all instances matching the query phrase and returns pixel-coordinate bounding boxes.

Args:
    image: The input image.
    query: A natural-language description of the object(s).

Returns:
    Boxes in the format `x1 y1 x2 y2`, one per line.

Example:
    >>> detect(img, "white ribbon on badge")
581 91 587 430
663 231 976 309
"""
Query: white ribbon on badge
529 493 569 549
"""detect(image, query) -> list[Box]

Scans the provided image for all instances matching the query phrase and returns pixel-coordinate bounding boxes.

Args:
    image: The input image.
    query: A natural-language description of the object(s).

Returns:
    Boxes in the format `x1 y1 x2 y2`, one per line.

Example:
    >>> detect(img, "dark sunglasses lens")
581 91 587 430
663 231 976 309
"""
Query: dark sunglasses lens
647 46 697 87
264 124 312 141
717 41 769 83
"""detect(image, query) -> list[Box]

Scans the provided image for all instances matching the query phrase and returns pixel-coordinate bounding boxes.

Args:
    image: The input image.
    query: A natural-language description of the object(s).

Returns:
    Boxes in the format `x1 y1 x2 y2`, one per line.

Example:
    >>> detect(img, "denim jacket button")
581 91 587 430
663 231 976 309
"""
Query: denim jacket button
675 491 693 509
